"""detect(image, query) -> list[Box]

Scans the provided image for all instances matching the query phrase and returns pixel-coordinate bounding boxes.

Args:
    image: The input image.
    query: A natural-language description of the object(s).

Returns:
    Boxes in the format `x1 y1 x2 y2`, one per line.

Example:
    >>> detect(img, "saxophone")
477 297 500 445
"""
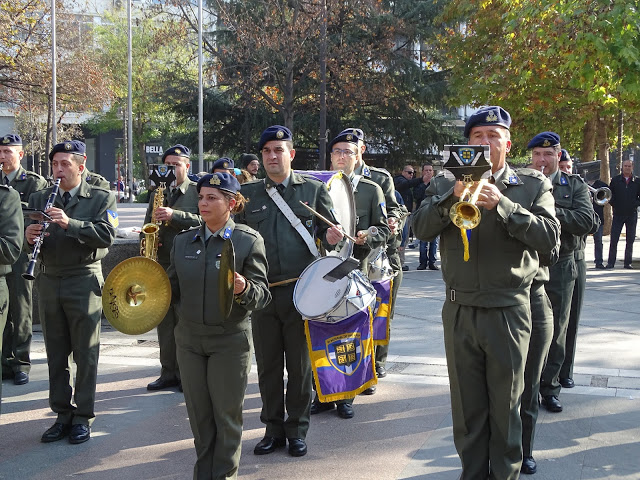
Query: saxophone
139 184 166 261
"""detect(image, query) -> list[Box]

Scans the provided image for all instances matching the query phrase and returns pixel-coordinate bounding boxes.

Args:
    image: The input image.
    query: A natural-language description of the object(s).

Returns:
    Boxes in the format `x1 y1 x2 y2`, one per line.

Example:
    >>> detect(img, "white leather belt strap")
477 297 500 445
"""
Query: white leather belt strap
266 185 320 258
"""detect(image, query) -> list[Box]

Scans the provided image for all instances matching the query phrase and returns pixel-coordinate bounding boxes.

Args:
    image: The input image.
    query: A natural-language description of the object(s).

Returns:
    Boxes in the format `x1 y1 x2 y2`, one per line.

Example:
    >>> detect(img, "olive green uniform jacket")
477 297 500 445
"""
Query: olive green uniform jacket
0 186 24 414
2 166 47 376
236 172 337 440
351 176 390 265
27 182 116 426
142 179 201 381
168 220 270 479
413 166 560 480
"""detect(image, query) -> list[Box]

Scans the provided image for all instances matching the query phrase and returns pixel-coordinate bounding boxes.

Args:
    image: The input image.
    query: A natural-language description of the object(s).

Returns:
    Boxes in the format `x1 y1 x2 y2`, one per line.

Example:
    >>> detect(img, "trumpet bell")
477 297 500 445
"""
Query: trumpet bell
450 201 481 230
102 257 171 335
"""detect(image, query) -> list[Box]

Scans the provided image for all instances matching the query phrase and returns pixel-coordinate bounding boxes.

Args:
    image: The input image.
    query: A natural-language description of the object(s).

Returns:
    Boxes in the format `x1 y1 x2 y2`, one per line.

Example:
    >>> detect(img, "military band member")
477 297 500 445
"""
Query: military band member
0 184 24 413
26 140 117 444
0 134 47 385
413 107 560 479
145 144 202 391
346 127 402 388
236 125 343 458
311 130 390 419
529 132 596 414
558 151 600 390
168 172 271 480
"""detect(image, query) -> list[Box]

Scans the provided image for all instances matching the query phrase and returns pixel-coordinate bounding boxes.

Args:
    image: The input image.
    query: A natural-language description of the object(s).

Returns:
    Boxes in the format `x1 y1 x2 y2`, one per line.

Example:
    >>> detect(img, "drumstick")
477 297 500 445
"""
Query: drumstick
298 201 359 243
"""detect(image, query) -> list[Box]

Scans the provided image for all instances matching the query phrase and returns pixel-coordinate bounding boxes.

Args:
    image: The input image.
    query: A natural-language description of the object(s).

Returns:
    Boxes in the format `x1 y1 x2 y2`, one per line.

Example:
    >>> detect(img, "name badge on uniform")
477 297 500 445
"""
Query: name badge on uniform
184 255 198 260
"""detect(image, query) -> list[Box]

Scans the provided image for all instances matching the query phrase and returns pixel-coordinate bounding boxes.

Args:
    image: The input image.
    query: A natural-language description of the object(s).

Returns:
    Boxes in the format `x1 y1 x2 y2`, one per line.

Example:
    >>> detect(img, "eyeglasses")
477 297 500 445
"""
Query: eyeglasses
331 149 357 157
404 170 415 175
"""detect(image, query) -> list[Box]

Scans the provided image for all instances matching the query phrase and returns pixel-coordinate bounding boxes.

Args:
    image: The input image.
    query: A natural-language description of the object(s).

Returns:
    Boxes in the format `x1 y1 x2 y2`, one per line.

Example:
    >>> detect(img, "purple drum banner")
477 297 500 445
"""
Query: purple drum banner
372 277 393 346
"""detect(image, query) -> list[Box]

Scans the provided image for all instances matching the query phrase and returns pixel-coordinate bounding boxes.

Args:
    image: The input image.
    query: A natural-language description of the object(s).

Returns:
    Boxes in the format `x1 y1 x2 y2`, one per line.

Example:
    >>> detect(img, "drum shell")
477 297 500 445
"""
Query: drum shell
294 256 376 323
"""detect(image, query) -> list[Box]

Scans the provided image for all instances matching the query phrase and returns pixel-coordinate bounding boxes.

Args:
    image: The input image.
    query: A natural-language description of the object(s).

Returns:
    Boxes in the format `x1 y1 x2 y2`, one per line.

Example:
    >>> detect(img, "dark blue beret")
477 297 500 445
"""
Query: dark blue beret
197 172 241 195
338 128 364 143
560 149 571 162
49 140 86 160
258 125 292 151
329 131 360 151
1 134 22 146
211 157 235 172
162 144 191 162
464 106 512 138
527 132 561 149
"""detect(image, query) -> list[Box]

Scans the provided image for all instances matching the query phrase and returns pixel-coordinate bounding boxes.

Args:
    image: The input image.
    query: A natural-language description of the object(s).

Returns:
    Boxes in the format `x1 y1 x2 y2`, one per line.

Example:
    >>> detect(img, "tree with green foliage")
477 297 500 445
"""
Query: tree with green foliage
437 0 640 179
88 9 199 182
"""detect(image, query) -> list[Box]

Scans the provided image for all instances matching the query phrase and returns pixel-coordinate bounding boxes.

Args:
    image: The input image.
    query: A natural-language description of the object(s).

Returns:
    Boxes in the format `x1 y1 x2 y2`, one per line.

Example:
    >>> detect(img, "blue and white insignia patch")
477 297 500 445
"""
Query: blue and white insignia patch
223 226 233 240
215 260 221 269
379 202 388 218
306 219 313 228
20 172 26 180
106 210 119 228
509 175 518 184
560 175 568 185
363 165 371 177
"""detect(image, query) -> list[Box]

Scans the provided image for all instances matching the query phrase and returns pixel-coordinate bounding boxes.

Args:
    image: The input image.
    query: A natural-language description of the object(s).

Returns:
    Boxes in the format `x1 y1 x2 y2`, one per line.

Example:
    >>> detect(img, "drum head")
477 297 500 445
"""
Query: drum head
326 172 356 240
294 257 349 319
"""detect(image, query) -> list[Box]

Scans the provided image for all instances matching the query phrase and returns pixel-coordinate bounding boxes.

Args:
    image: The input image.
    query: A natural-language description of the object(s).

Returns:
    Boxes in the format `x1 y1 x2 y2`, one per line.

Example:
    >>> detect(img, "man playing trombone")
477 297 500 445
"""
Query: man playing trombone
413 107 560 479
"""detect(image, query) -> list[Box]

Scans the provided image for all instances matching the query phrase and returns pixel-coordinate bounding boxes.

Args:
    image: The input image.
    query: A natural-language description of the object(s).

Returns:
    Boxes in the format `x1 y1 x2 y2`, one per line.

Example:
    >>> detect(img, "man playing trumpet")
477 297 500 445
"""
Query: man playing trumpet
413 107 560 479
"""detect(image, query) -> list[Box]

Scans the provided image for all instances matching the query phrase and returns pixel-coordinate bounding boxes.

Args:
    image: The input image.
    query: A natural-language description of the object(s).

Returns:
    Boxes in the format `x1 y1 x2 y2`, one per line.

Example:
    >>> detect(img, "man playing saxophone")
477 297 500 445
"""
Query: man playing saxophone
144 144 201 392
25 140 117 444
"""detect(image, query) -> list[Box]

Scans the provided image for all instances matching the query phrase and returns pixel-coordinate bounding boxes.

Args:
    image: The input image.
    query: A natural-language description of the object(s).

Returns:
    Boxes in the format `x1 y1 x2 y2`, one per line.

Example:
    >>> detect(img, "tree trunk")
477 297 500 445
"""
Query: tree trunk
580 113 596 163
596 112 612 235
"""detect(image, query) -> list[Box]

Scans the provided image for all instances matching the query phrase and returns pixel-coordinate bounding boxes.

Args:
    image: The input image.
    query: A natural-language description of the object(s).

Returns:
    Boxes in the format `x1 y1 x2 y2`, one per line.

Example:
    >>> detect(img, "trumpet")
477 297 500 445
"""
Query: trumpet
450 177 487 230
588 185 611 206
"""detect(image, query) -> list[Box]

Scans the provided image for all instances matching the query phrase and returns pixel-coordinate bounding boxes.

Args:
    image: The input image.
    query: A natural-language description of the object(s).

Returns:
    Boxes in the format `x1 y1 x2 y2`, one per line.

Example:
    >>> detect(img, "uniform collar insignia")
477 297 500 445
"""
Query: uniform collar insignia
223 226 233 239
560 174 568 185
363 165 371 177
508 175 518 184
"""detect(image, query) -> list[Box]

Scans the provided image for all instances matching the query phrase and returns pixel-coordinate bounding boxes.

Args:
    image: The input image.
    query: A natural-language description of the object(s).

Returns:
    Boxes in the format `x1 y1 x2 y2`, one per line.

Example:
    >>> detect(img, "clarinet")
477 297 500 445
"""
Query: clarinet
23 179 61 280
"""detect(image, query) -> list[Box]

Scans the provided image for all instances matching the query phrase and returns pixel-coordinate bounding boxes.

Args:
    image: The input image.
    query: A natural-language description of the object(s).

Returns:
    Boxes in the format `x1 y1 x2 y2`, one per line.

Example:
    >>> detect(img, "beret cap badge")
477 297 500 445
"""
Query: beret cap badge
222 161 229 168
276 130 284 139
346 134 353 141
64 143 72 150
1 137 8 144
210 176 221 185
175 148 181 154
542 140 551 147
486 111 498 122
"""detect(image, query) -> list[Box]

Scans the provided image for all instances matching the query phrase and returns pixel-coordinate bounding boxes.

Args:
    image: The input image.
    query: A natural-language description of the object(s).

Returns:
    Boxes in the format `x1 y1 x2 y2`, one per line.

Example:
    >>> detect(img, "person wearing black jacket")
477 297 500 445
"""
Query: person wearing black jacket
606 159 640 269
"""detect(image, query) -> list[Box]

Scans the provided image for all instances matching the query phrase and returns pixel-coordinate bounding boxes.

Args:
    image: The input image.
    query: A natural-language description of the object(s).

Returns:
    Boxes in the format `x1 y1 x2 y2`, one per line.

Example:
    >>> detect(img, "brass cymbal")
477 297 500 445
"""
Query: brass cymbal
218 239 235 319
102 257 171 335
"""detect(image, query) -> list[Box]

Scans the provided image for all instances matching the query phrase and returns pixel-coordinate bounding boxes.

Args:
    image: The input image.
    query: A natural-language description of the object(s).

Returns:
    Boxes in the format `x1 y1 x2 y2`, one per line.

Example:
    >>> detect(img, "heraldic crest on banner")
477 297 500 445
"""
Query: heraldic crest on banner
305 307 377 403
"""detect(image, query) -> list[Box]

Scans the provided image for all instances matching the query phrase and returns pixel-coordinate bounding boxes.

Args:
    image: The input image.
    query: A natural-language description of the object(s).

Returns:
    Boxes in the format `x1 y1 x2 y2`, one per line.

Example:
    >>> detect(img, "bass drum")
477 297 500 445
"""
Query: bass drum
294 256 376 323
296 170 356 258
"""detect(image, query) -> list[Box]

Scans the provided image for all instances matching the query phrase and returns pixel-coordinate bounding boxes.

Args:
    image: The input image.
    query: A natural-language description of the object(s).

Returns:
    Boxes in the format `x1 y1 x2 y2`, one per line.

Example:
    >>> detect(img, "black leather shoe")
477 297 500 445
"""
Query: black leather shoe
624 264 634 269
560 377 575 388
360 386 377 395
253 436 286 455
542 395 563 412
310 399 335 415
605 264 614 269
417 264 427 270
428 263 439 271
41 422 71 443
147 377 180 391
376 365 387 378
595 263 605 269
14 371 29 385
69 424 91 444
336 403 354 419
288 438 307 457
521 455 537 474
401 265 409 272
